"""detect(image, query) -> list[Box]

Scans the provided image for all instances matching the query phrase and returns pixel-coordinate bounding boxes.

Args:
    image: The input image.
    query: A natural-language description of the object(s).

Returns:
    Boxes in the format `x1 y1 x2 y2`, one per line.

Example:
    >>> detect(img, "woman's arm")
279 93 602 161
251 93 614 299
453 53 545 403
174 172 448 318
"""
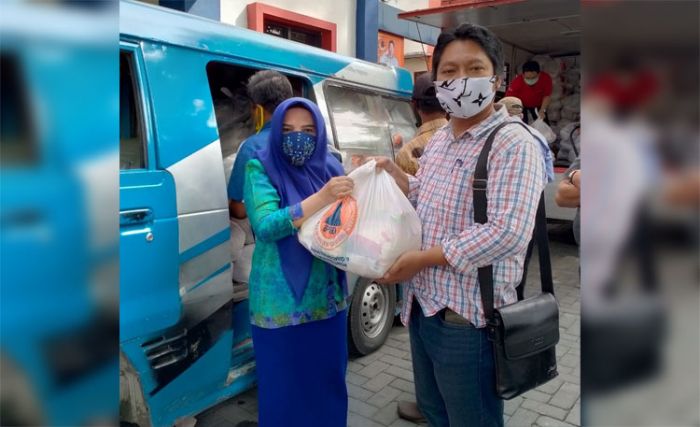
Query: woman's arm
293 177 354 228
244 160 354 242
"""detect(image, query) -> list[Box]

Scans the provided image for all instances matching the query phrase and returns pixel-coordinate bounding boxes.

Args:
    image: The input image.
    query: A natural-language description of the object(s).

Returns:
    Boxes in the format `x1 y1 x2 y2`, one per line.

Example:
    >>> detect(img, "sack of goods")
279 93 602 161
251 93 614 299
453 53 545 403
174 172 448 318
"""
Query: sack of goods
531 117 557 144
298 159 422 279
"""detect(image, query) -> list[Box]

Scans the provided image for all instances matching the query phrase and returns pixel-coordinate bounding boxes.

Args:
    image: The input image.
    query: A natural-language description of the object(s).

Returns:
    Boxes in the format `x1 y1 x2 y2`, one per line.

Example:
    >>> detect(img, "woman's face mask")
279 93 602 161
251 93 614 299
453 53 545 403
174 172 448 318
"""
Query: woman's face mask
282 132 316 166
433 75 497 119
281 107 317 166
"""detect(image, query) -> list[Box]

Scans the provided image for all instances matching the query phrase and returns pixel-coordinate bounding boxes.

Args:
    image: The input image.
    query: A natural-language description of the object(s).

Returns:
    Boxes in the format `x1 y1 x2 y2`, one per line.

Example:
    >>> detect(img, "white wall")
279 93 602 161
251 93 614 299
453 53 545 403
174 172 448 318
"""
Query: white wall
394 0 431 57
394 0 429 13
219 0 356 57
405 56 430 78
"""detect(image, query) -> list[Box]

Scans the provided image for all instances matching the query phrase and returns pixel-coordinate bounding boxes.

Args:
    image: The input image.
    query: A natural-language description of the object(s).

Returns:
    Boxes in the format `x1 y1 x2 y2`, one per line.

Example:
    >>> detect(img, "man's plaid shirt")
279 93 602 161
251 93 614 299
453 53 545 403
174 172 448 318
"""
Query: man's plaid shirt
402 107 547 327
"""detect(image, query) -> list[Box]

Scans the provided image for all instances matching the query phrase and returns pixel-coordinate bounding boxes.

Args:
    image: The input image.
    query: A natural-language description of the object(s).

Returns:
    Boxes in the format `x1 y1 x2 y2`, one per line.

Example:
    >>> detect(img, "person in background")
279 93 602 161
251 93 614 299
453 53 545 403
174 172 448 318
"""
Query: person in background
496 96 524 120
228 70 293 219
395 73 447 176
244 97 354 427
505 60 553 124
556 157 581 245
372 23 547 427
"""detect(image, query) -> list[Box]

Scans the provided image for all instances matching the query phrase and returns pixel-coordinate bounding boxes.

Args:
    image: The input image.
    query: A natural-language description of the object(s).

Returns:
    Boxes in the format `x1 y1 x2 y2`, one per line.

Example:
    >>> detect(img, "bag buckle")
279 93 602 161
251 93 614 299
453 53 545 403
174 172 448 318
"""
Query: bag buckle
486 320 498 341
473 179 488 191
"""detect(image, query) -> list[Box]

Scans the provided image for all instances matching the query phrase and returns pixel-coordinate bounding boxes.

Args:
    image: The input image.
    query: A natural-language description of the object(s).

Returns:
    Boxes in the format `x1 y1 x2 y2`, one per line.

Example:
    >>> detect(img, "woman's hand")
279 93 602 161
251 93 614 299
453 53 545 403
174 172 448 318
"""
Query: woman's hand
319 176 354 205
295 177 353 228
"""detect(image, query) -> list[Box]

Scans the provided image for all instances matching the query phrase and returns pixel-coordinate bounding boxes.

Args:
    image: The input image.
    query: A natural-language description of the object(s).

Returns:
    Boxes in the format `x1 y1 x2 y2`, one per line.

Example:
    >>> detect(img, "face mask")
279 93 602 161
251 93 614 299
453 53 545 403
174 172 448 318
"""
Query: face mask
524 77 539 86
282 131 316 166
254 105 265 133
434 76 497 119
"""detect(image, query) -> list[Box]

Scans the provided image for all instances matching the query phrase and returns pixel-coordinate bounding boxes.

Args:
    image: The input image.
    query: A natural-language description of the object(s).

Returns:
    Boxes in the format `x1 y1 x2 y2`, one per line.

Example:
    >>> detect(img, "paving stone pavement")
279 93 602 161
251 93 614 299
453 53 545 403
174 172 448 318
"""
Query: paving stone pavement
197 228 580 427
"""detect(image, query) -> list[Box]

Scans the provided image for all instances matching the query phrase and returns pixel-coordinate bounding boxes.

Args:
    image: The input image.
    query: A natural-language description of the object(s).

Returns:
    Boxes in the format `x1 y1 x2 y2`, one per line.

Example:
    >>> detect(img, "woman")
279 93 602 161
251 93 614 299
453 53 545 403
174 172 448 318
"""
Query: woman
243 97 354 427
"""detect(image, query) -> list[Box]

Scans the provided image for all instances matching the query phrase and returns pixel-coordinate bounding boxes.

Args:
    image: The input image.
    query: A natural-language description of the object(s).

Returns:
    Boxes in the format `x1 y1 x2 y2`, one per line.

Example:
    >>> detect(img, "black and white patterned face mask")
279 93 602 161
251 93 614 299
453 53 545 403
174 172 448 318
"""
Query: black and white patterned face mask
433 76 497 119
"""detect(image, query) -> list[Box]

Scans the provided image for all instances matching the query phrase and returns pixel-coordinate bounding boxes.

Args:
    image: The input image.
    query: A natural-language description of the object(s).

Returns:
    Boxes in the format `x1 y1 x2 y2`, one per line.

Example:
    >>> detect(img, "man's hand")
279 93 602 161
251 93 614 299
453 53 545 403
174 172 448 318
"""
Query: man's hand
377 250 427 285
361 156 410 196
538 109 547 119
377 246 448 285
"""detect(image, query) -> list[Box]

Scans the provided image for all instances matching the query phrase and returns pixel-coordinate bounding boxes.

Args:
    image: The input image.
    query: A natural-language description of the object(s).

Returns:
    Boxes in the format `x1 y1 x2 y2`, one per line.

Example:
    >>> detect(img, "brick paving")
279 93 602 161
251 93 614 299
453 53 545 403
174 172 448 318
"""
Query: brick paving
197 227 580 427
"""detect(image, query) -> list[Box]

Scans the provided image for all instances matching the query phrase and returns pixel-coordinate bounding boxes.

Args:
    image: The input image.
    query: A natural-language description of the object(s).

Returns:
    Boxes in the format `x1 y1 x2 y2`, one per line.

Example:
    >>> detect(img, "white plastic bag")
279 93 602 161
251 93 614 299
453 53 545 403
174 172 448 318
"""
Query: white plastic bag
232 244 254 283
298 159 422 279
531 117 557 144
230 219 246 260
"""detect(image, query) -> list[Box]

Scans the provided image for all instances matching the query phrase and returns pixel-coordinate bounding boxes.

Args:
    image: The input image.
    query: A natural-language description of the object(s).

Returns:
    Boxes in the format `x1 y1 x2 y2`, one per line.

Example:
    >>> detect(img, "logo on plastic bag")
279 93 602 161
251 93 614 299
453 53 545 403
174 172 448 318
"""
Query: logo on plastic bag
315 196 358 250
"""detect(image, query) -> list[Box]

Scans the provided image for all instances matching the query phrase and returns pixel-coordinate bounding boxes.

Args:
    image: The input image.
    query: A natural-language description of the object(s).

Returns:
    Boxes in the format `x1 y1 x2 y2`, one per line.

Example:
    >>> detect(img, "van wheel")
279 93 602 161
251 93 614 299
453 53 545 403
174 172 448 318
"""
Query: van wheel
348 278 396 356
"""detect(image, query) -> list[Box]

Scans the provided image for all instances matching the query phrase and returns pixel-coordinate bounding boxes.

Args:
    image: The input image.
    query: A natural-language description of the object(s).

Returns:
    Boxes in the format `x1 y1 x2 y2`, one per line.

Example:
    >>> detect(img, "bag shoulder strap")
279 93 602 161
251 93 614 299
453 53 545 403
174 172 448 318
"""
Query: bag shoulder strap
473 120 554 322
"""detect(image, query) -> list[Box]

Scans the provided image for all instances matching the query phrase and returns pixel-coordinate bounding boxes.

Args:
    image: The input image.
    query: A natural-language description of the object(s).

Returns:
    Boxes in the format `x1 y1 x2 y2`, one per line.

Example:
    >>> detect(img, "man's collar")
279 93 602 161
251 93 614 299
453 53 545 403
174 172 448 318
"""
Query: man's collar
448 107 508 141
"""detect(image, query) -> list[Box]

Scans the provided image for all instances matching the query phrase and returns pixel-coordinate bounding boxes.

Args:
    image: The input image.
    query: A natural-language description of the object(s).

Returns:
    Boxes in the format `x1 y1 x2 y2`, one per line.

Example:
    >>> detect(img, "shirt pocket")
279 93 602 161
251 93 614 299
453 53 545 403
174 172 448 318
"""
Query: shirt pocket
436 165 474 235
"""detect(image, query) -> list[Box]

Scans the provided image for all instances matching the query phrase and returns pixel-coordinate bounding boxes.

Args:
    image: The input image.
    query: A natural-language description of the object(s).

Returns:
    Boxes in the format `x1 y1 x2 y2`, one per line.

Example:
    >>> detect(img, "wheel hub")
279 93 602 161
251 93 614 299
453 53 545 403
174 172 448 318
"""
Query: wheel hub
360 283 388 339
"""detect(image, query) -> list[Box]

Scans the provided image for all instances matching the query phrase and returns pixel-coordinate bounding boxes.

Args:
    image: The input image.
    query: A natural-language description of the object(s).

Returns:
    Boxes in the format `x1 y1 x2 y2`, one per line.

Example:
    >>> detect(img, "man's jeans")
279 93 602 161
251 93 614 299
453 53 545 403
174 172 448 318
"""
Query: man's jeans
409 299 504 427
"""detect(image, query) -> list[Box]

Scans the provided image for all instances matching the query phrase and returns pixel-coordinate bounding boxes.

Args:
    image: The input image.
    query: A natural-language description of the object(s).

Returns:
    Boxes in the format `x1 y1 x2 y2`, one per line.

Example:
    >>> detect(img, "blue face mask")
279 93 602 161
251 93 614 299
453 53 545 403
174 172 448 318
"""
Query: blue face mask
282 131 316 166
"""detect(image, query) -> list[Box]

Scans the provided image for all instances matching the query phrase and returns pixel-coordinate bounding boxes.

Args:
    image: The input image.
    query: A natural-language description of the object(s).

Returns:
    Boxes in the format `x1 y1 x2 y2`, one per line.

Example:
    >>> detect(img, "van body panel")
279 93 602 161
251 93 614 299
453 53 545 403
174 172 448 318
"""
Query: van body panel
119 1 415 424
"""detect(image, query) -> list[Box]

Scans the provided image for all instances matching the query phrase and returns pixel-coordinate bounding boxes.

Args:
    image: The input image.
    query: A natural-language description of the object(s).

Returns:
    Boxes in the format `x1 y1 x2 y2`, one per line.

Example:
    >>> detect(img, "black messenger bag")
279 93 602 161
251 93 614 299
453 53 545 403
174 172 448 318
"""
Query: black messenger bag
475 121 560 400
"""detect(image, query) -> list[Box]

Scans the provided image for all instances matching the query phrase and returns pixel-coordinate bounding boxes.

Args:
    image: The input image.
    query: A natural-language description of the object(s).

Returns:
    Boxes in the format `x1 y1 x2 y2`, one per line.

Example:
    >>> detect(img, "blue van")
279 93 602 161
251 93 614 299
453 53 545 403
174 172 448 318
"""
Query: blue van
119 1 415 425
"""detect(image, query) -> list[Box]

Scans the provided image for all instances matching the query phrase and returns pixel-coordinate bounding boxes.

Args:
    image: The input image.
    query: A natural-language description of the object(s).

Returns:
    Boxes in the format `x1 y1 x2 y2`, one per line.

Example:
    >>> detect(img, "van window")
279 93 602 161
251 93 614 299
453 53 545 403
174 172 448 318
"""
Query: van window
324 85 395 160
205 61 309 161
0 53 36 167
382 97 416 150
119 51 146 170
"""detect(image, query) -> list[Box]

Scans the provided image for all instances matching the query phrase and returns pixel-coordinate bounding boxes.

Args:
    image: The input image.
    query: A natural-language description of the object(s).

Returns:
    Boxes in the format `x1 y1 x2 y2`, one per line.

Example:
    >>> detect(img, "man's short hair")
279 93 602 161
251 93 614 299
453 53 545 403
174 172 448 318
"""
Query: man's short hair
247 70 293 114
522 61 541 73
431 23 504 80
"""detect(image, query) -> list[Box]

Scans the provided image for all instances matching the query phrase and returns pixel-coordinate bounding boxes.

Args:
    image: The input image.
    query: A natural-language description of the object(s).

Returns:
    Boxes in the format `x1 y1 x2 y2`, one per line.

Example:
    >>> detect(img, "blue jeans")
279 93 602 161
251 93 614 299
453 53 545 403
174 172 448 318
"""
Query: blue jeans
409 300 504 427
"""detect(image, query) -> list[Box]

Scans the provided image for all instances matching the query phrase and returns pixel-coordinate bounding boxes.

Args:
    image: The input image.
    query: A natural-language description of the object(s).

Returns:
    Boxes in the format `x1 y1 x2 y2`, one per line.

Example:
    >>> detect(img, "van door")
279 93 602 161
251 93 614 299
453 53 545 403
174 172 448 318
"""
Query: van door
119 43 181 343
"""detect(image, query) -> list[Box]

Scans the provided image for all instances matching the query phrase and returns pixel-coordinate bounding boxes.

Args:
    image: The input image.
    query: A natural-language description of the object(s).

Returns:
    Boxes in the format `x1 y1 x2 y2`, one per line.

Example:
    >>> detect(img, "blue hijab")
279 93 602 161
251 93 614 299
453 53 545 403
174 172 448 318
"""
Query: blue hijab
255 97 346 304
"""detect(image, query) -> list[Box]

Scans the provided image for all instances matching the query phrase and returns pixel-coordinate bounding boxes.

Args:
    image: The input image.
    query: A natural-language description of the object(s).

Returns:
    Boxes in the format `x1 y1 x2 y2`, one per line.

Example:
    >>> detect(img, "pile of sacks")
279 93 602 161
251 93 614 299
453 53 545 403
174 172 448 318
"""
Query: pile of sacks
230 217 255 301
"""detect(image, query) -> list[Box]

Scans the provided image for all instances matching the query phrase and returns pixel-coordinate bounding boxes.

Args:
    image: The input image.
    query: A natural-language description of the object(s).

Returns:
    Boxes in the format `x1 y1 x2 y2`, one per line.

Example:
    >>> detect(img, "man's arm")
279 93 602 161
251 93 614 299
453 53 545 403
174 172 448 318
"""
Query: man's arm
555 170 581 208
539 73 554 118
227 143 253 219
540 95 552 118
229 200 247 219
381 136 545 285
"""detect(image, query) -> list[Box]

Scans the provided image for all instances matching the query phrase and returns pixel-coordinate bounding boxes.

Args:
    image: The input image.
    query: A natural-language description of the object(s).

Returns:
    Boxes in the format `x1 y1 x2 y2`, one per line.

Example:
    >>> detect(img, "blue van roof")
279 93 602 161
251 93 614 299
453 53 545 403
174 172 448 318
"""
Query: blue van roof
120 0 413 95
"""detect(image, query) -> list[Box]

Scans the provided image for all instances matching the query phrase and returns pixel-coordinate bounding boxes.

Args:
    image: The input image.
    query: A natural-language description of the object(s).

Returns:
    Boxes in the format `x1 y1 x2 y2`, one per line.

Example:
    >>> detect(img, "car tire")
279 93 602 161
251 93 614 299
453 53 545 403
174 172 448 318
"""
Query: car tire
348 278 396 356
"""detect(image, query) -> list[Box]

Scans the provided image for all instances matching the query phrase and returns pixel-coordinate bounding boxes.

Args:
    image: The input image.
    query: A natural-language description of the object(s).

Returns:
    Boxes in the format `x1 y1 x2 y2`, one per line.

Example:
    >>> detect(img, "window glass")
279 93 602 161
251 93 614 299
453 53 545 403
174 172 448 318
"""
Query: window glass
119 51 146 169
325 85 395 169
0 53 36 166
382 97 417 151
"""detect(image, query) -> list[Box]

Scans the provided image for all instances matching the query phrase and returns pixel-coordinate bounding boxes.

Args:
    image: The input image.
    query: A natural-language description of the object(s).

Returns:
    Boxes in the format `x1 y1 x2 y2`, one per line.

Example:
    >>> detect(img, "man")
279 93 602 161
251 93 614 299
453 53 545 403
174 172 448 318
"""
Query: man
555 157 581 245
496 96 524 119
379 40 399 68
228 70 293 218
505 60 553 124
395 73 447 176
373 23 547 426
